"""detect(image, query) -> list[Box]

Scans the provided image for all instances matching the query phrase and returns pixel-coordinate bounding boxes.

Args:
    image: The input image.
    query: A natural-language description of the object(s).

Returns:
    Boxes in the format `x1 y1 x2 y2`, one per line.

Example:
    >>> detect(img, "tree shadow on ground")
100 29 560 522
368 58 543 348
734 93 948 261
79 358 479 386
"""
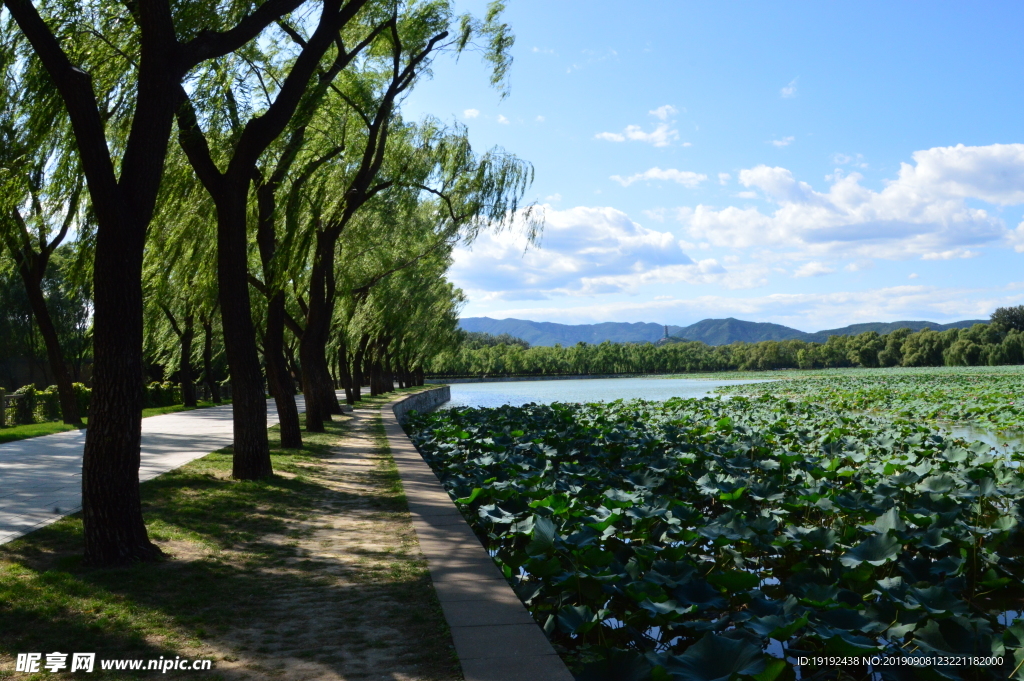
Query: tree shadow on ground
0 416 460 680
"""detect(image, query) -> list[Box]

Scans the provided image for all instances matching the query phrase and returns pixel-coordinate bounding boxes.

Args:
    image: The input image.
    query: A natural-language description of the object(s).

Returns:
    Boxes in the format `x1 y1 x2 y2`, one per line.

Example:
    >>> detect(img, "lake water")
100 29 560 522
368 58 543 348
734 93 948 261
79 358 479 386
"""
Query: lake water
444 376 772 409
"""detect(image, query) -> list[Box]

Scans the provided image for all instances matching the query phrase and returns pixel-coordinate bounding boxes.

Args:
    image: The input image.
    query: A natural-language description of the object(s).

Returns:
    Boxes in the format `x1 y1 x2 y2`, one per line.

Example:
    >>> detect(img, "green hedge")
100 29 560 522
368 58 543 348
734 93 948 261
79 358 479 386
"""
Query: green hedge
2 383 92 425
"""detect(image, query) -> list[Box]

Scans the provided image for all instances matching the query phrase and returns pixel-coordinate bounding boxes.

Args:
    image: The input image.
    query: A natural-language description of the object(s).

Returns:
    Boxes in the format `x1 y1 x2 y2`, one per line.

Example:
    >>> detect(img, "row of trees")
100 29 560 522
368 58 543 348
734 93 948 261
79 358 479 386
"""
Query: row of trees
429 317 1024 376
0 0 535 565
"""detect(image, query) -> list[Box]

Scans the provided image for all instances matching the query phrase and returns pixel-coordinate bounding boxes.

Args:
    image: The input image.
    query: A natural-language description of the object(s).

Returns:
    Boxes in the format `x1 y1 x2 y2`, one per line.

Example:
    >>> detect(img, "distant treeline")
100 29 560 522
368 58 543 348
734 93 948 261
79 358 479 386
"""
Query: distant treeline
427 309 1024 377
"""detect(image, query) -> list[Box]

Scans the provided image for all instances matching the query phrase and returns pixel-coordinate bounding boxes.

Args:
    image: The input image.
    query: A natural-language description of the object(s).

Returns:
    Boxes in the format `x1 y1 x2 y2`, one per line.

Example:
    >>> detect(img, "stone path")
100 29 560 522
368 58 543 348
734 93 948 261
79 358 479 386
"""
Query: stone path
0 397 303 545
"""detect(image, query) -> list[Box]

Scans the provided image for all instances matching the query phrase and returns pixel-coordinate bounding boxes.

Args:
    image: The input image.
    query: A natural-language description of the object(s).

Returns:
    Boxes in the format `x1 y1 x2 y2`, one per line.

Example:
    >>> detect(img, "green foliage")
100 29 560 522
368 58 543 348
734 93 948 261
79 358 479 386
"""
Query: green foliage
144 382 181 409
37 385 60 421
429 323 1024 377
407 396 1024 677
12 384 35 425
721 366 1024 432
73 382 90 417
462 331 530 350
991 306 1024 332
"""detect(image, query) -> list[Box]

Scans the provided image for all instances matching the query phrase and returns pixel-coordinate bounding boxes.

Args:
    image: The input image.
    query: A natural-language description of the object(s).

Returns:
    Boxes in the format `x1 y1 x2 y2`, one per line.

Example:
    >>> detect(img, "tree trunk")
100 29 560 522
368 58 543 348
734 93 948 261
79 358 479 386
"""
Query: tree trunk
179 313 197 408
216 189 271 479
338 341 355 405
299 235 338 431
266 291 302 448
351 334 370 402
81 213 161 565
202 318 221 402
16 263 81 425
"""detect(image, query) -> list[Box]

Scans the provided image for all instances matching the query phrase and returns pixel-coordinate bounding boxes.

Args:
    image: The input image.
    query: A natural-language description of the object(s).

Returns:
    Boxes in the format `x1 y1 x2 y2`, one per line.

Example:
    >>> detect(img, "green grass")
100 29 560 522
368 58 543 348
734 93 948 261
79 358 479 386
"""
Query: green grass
140 400 229 418
0 401 231 445
0 421 82 444
0 395 458 680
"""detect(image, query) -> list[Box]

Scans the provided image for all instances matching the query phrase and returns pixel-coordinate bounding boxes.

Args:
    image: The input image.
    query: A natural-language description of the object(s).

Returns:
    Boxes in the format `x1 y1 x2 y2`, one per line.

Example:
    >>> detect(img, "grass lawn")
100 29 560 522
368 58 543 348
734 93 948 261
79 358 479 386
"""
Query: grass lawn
0 402 459 680
0 401 231 445
0 421 82 445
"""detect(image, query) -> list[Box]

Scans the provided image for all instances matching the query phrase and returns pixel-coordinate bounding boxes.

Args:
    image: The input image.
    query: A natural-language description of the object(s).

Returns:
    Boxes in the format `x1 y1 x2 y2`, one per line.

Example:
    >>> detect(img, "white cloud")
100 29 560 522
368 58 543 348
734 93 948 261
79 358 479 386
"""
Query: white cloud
544 193 562 202
736 191 759 199
450 205 766 301
496 114 510 125
781 78 798 98
921 249 980 260
535 115 545 123
896 143 1024 205
908 273 919 279
596 123 679 147
676 144 1024 260
833 152 868 168
793 261 835 278
845 260 875 272
649 104 678 121
642 208 666 222
611 167 708 188
595 107 684 147
463 108 480 119
718 173 732 185
769 136 795 147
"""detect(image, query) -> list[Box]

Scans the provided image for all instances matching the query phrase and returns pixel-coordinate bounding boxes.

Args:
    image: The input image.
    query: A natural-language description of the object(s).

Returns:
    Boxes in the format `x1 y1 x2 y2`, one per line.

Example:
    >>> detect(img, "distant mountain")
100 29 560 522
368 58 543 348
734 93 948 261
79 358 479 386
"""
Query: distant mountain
672 318 809 345
459 316 991 347
458 317 683 346
802 320 986 343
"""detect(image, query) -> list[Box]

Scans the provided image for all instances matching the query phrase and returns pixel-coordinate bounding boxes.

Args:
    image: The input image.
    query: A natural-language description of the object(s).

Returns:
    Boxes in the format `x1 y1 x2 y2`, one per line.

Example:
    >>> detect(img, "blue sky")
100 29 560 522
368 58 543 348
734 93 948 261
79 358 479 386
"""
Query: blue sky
403 1 1024 332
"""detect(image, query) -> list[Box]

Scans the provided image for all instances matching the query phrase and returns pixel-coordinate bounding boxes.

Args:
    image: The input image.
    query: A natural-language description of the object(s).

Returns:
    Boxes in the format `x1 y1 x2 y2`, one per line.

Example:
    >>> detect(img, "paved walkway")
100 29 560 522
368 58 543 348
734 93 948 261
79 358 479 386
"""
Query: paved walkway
0 397 305 545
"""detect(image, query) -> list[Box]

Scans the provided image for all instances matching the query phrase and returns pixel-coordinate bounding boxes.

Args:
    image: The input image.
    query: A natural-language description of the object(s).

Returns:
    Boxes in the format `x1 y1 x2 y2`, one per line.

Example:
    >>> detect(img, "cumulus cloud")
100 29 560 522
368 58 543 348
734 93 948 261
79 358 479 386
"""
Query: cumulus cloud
596 123 678 147
676 144 1024 260
718 173 732 185
649 104 679 120
463 108 480 119
896 144 1024 205
769 136 795 147
921 249 980 260
793 261 835 278
450 205 763 301
781 78 798 98
611 167 708 187
596 106 683 147
496 114 510 124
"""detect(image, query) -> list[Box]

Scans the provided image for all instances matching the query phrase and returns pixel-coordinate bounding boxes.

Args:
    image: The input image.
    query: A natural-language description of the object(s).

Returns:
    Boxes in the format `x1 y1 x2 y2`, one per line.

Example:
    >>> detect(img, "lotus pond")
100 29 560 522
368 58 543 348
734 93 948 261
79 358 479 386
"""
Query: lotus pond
405 394 1024 680
715 366 1024 434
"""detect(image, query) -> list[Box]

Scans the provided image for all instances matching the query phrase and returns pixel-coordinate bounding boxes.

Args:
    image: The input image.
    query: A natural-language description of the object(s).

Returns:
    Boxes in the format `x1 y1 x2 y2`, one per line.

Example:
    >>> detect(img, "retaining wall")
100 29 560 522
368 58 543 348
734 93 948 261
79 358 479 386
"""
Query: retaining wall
383 388 572 681
391 385 450 423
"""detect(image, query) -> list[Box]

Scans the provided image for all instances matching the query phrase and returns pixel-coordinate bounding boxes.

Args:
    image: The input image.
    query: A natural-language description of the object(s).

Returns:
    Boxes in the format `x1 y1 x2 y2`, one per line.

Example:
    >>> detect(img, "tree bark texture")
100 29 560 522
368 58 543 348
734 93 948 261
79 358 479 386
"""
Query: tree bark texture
266 291 302 448
216 189 271 479
202 317 221 402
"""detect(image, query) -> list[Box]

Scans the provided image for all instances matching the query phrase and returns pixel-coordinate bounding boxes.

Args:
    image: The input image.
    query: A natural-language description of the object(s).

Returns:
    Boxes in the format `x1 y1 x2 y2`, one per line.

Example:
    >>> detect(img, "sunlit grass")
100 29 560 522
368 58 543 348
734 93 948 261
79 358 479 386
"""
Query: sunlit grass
0 398 456 680
0 401 232 445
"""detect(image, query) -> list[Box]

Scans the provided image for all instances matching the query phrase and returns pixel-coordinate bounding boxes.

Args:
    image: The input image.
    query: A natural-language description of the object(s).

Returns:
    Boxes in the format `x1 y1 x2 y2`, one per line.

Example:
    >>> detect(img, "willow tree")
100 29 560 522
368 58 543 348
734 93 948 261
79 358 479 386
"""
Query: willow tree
142 157 220 408
3 0 383 564
285 109 535 429
0 17 89 425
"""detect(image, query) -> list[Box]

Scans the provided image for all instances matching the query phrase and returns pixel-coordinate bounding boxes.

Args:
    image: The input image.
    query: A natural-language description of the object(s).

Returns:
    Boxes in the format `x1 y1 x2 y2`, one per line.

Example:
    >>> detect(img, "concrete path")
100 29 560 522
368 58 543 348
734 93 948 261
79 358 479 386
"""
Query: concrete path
0 397 305 546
